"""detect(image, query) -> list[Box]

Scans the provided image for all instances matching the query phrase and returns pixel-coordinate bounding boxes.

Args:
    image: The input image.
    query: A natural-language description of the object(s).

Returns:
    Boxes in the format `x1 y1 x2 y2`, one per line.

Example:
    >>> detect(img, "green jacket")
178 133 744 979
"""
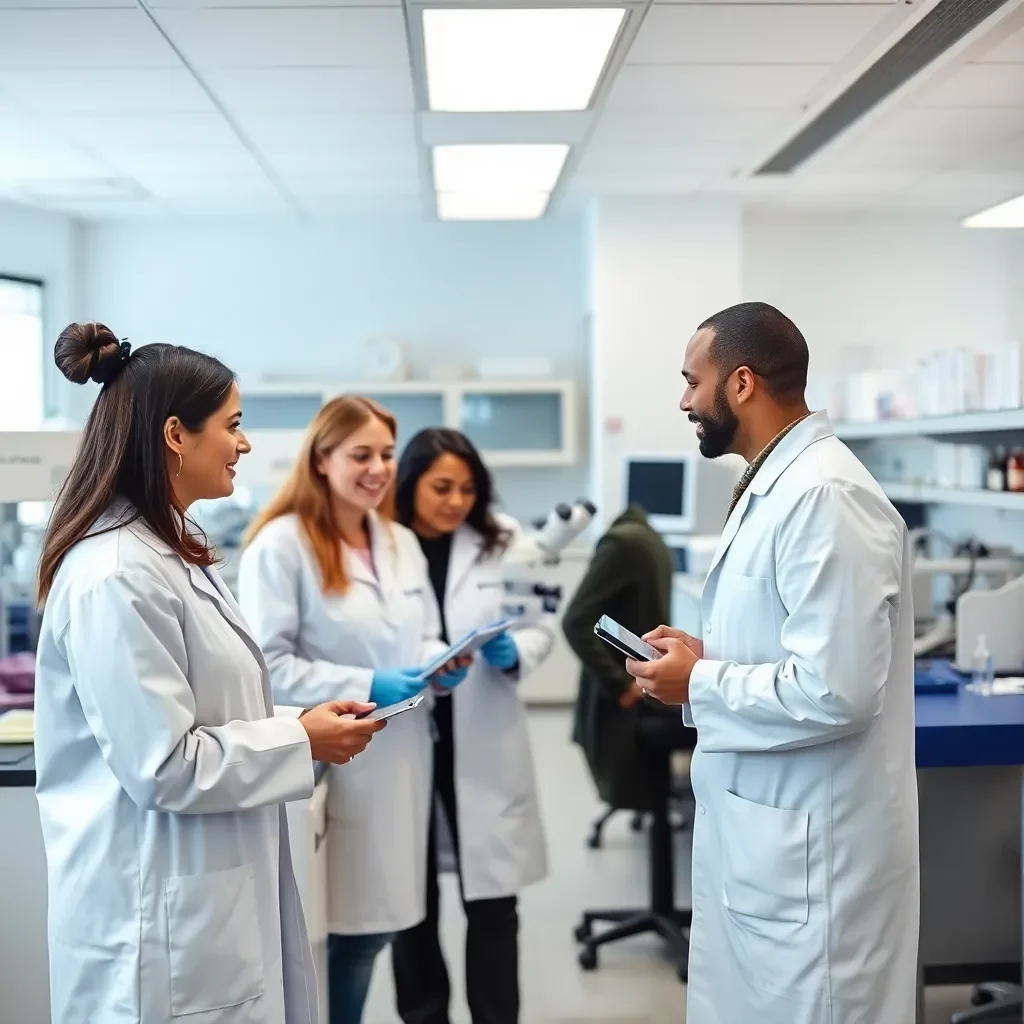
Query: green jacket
562 505 678 812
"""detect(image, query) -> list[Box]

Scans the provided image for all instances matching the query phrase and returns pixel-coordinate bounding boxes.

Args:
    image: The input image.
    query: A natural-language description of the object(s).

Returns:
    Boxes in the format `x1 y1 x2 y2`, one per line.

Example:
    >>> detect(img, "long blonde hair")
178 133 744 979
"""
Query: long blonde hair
244 395 397 594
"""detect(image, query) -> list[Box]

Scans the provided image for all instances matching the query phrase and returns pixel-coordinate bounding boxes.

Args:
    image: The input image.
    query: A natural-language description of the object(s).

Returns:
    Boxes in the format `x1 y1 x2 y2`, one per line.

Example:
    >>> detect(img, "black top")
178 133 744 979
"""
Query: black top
417 532 453 644
0 744 35 787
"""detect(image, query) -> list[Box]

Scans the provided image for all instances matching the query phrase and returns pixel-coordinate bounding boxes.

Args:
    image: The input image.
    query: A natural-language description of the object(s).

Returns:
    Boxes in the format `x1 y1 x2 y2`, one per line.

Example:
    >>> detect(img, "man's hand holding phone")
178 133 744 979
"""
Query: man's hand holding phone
625 625 704 706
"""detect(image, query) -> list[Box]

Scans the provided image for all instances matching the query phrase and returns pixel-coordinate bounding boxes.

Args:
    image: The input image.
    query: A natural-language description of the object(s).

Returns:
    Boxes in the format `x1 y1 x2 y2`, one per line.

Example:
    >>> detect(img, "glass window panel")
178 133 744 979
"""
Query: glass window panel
459 392 562 451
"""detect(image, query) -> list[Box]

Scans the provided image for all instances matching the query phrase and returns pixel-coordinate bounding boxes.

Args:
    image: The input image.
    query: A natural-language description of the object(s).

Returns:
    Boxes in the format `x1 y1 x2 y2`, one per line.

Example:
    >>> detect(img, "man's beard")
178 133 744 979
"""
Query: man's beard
690 380 738 459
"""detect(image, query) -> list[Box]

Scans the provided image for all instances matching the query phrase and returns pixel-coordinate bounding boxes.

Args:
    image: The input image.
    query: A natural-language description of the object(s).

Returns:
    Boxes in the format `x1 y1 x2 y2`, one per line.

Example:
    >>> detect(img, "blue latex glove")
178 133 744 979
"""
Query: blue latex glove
481 632 519 672
369 669 423 707
430 662 469 690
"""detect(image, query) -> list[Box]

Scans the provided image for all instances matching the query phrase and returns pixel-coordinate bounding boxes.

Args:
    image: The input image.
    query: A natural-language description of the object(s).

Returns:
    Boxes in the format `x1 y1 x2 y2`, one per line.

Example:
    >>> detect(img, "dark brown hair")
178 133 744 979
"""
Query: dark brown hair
395 428 510 555
37 322 236 602
242 395 397 595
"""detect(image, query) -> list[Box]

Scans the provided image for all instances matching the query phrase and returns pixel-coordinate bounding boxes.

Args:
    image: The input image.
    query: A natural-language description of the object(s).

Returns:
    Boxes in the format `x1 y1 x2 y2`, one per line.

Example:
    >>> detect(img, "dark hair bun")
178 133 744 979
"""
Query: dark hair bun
54 322 123 386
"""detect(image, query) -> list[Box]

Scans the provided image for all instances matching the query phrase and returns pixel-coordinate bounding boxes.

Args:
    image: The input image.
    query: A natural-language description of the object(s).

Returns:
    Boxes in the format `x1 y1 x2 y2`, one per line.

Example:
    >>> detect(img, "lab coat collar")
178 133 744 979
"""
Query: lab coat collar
448 525 484 598
345 511 398 605
706 410 833 578
747 410 834 497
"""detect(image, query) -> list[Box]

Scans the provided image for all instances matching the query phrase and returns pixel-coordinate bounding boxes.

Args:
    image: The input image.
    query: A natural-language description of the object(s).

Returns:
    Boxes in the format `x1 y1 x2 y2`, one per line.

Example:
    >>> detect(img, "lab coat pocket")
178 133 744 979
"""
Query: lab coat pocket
721 790 809 925
165 865 265 1017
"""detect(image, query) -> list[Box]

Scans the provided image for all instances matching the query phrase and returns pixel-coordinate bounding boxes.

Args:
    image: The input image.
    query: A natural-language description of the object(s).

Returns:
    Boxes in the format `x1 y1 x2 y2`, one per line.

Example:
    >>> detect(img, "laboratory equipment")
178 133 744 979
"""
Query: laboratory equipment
622 454 737 535
0 430 80 659
502 499 596 616
968 634 995 694
909 528 1024 659
956 574 1024 674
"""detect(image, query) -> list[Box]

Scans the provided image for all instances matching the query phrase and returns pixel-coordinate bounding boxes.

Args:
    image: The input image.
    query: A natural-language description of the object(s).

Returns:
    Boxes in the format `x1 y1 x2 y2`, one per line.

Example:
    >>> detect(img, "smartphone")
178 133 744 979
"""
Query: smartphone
594 614 663 662
354 694 426 722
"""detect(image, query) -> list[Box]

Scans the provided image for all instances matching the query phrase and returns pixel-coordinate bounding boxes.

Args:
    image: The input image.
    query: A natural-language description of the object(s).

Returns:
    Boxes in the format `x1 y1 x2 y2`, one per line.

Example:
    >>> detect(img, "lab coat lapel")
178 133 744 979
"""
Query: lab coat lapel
448 526 483 601
705 412 836 582
706 486 754 580
366 513 398 609
186 562 275 709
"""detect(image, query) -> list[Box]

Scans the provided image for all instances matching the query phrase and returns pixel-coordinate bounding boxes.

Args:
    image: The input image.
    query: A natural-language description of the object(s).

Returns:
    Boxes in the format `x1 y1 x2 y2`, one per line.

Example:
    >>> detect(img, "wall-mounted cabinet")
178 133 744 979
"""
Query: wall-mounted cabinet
235 380 577 488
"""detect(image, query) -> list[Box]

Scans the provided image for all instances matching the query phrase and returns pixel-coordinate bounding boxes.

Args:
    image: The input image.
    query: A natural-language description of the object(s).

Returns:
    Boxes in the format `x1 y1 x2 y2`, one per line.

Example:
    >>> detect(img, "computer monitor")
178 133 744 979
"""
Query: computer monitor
623 454 737 535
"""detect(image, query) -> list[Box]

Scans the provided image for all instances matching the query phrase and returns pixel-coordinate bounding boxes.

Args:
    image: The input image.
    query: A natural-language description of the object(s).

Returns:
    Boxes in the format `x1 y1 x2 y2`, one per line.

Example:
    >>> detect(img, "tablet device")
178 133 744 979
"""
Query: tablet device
355 694 425 722
594 614 663 662
416 618 518 682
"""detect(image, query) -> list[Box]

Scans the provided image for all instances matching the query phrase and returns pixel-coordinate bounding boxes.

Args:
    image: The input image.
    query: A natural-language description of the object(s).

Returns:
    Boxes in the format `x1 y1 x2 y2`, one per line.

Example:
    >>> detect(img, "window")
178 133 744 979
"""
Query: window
0 276 44 431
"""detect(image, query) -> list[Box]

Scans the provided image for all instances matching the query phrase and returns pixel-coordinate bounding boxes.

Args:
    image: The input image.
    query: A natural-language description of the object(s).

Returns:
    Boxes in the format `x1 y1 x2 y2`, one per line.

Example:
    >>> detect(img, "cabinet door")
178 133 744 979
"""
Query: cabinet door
363 393 445 451
241 393 322 429
459 391 563 452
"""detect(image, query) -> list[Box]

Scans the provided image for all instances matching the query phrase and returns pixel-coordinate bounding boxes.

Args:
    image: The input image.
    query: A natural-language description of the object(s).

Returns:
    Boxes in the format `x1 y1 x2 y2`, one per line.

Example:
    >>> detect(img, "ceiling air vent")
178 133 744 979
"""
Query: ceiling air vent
756 0 1014 175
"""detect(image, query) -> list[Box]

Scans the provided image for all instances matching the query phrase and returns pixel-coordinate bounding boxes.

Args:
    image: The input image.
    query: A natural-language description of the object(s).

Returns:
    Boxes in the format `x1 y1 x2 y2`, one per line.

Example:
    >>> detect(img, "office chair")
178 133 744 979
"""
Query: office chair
586 773 694 849
586 806 643 849
574 713 693 981
950 983 1022 1023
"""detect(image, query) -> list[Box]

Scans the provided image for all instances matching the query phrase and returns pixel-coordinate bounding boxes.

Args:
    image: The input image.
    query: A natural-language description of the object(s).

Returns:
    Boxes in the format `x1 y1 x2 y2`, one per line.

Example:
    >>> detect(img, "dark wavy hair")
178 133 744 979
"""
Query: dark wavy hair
395 428 510 554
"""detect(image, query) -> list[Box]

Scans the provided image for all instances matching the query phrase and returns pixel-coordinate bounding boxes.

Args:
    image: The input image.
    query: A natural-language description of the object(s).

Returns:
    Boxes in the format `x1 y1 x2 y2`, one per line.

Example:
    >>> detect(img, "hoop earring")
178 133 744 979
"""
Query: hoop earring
176 453 183 478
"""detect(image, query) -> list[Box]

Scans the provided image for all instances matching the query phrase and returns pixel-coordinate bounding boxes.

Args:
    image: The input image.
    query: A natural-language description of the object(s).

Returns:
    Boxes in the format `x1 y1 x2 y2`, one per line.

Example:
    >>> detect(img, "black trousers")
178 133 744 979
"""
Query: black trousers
391 695 520 1024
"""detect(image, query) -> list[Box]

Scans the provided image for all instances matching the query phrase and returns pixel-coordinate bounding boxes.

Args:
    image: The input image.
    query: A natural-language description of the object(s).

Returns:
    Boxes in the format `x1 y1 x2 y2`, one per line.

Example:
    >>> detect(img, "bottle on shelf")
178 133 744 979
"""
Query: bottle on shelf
967 634 995 695
1009 450 1024 493
987 447 1008 491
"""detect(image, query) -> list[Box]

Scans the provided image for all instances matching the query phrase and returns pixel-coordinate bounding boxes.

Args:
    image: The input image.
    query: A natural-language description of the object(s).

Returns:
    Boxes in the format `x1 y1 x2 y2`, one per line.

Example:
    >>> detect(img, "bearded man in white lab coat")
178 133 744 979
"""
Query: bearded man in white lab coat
627 302 920 1024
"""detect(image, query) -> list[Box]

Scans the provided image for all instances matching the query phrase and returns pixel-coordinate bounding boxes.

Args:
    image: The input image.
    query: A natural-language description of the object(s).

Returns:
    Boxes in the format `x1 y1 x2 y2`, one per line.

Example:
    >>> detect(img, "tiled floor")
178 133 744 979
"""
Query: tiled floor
364 709 1001 1023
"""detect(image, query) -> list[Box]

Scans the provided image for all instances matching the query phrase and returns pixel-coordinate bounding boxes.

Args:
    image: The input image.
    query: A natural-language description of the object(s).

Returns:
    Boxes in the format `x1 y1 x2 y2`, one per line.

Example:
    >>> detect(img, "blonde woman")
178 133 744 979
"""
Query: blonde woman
238 396 466 1023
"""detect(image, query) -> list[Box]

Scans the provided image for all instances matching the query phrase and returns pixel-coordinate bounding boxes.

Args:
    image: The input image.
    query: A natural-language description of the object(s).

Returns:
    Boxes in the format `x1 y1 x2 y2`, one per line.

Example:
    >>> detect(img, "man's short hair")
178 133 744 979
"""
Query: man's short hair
698 302 808 399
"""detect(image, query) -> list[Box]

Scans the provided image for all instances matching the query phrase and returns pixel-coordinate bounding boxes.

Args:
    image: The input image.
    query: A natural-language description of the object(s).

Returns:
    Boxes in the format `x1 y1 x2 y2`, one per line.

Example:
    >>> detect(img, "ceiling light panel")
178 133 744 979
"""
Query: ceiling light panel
963 193 1024 228
433 143 570 221
423 7 625 112
433 143 569 192
436 191 550 221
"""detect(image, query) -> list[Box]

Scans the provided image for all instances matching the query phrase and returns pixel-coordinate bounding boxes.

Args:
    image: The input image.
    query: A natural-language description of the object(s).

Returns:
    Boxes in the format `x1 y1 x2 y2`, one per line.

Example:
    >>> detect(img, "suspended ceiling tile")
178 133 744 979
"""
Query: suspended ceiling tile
56 113 240 151
605 63 833 110
0 68 213 115
204 68 414 114
916 62 1024 107
0 8 178 68
156 7 409 69
235 112 417 152
630 4 892 65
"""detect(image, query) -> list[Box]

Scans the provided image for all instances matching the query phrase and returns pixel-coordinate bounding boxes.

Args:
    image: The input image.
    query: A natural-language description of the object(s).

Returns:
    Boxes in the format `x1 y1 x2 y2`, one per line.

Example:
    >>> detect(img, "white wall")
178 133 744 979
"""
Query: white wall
81 216 588 523
742 211 1020 371
743 211 1024 551
587 197 743 526
0 200 82 421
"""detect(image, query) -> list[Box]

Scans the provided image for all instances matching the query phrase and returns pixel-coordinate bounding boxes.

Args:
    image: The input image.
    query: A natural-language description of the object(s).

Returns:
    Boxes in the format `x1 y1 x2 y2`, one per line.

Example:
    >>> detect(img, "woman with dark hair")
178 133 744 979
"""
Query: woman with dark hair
390 427 553 1024
34 323 384 1024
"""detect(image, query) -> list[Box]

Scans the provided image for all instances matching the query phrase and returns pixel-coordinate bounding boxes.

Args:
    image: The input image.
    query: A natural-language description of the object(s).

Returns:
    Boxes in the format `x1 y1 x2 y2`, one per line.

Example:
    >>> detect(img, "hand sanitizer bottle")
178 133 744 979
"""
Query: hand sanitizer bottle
968 634 995 695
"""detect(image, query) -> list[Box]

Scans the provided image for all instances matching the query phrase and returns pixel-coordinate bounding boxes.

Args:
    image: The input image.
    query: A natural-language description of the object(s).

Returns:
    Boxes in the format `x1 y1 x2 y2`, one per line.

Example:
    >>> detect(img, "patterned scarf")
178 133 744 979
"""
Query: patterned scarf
725 414 809 523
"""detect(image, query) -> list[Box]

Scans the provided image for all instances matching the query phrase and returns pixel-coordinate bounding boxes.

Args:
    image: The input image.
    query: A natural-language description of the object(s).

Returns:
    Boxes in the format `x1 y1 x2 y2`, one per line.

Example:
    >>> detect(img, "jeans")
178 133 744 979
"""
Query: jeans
328 931 392 1024
391 695 520 1024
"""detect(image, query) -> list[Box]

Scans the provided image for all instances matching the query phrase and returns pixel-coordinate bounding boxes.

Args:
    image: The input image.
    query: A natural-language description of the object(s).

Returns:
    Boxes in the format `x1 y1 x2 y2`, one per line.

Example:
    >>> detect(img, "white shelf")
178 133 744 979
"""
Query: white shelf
880 482 1024 511
835 408 1024 442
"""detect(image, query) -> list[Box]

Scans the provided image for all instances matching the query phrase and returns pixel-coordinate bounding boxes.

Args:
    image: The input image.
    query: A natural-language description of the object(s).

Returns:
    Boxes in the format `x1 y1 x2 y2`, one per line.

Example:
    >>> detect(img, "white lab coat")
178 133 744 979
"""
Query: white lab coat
238 512 440 934
34 508 319 1024
684 412 919 1024
439 516 552 901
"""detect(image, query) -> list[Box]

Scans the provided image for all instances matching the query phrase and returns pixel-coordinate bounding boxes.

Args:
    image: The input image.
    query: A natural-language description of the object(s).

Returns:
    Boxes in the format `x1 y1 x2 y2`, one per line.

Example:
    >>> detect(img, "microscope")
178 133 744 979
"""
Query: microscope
502 499 597 617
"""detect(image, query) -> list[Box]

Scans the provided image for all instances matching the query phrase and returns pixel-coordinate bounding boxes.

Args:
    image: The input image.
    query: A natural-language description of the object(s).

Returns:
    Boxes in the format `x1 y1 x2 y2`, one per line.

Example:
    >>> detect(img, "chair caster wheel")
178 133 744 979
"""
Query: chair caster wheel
578 946 598 971
574 922 591 943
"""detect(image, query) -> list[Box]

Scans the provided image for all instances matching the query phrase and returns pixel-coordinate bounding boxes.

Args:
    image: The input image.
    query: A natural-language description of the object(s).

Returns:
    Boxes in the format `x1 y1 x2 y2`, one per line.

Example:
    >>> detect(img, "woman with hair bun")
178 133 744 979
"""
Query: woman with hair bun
34 323 384 1024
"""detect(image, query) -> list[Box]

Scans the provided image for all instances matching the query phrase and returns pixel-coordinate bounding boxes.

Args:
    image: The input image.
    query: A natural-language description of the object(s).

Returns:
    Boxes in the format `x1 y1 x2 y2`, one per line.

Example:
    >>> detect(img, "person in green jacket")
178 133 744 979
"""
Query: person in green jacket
562 504 679 812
